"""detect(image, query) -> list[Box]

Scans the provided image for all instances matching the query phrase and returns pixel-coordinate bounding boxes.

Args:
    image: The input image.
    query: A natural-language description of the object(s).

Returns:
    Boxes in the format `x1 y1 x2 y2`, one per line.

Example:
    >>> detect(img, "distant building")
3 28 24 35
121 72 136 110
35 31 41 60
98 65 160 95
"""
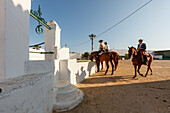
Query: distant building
111 49 128 60
152 50 170 60
69 52 82 60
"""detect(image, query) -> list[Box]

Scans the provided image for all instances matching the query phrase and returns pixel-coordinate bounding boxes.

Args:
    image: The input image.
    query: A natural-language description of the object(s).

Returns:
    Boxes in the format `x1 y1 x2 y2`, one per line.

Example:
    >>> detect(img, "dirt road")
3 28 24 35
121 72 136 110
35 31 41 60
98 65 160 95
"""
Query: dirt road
54 60 170 113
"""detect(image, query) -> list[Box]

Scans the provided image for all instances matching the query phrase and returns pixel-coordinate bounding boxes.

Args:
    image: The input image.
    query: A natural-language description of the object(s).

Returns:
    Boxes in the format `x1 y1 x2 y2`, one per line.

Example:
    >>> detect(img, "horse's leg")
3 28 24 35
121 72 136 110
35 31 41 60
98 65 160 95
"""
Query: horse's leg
104 62 109 75
145 63 151 77
110 60 114 75
150 67 153 75
101 61 103 70
133 65 137 78
137 64 143 77
97 61 100 72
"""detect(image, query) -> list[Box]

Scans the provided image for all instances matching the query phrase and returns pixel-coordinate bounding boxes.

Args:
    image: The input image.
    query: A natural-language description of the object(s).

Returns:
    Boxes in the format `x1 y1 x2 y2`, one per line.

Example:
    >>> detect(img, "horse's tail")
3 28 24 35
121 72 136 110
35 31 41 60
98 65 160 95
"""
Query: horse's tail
111 52 119 70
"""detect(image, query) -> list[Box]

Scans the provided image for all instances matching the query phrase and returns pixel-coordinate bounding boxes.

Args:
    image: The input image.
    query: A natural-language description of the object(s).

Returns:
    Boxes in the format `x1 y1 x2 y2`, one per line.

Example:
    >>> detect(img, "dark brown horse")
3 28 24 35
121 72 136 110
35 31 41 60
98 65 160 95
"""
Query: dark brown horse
90 51 119 70
128 46 153 78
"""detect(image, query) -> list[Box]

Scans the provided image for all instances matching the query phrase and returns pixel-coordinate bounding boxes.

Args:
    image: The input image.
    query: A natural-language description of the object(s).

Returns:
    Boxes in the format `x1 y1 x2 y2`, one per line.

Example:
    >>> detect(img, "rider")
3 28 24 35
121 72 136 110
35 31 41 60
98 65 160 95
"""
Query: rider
104 42 109 52
95 40 105 60
137 39 147 65
99 40 105 52
104 41 113 60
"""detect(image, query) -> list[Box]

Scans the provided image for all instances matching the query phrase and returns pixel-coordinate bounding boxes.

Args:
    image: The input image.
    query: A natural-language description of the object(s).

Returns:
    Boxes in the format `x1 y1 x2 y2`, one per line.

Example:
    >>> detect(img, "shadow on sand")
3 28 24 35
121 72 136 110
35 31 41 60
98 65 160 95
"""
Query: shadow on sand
57 79 170 113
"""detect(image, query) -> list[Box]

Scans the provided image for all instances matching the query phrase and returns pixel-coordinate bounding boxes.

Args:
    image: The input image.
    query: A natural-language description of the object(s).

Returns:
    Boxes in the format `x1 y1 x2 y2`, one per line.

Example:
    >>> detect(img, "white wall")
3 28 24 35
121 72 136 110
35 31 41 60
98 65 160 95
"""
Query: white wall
57 47 70 60
25 60 60 86
0 72 54 113
29 48 45 60
0 0 5 80
45 20 61 60
59 59 97 85
0 0 31 80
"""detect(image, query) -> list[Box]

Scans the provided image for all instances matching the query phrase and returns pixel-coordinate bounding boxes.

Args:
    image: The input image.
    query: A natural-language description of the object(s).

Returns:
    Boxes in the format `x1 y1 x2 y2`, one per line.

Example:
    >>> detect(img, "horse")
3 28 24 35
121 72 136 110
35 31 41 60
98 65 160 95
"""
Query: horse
90 51 119 71
128 46 153 78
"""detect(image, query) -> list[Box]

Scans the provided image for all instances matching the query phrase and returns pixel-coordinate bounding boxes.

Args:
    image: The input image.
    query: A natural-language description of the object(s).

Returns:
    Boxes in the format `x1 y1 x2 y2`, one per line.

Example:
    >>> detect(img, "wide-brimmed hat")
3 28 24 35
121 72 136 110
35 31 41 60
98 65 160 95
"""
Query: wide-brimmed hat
99 40 103 42
138 39 143 41
104 42 107 44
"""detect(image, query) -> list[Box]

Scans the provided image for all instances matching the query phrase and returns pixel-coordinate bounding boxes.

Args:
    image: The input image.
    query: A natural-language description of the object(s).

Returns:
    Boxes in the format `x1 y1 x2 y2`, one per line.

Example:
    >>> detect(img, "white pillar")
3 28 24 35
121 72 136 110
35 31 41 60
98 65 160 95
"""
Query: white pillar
45 20 61 60
0 0 31 80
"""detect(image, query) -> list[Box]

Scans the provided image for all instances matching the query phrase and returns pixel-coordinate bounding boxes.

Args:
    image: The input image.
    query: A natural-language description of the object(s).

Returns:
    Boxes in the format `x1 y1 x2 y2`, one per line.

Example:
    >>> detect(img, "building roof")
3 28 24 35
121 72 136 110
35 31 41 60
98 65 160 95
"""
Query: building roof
153 50 170 52
111 49 128 56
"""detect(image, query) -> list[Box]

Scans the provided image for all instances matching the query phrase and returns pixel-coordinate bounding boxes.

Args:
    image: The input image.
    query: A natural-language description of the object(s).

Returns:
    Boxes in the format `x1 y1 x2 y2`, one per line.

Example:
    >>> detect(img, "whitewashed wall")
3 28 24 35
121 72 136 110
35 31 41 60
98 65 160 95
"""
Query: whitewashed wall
0 0 31 80
25 60 60 85
59 59 97 85
57 47 70 60
0 72 54 113
0 0 5 81
29 48 45 60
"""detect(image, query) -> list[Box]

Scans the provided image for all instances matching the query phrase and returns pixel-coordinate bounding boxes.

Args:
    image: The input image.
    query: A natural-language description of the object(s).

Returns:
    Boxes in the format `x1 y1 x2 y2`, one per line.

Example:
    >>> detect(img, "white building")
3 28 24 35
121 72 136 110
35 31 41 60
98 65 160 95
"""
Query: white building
69 52 82 60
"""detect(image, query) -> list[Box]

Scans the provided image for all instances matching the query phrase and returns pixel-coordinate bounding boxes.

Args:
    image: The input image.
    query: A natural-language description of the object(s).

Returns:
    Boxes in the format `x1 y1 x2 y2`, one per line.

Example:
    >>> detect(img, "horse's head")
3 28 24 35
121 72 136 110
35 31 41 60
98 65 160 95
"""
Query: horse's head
90 51 100 72
90 52 94 61
90 51 98 61
128 46 137 58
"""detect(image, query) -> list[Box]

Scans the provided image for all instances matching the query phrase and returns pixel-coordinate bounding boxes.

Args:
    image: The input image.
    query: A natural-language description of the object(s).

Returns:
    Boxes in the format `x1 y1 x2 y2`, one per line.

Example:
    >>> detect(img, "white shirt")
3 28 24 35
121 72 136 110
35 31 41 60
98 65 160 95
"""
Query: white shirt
99 43 105 50
105 45 109 50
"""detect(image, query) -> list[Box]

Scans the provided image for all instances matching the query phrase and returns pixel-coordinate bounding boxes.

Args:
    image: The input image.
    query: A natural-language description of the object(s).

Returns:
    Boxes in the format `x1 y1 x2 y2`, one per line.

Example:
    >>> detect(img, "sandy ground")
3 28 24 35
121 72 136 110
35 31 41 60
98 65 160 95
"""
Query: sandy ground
54 60 170 113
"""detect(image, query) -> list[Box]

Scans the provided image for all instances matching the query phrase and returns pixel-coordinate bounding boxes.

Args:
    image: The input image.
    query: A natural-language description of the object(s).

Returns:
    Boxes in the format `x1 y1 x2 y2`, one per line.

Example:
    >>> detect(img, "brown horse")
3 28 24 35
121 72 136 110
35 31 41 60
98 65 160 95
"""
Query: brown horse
90 51 119 70
128 46 153 78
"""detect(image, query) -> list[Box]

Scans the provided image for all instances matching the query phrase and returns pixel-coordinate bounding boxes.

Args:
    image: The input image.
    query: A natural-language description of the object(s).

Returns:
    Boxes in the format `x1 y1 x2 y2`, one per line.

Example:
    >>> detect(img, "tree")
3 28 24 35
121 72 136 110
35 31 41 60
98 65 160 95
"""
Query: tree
82 52 90 60
89 34 96 51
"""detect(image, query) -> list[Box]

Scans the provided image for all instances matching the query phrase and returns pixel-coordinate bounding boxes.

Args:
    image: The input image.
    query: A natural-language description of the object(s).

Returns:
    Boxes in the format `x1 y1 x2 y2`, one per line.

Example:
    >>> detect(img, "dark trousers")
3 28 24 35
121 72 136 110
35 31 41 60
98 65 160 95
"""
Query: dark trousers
138 51 147 63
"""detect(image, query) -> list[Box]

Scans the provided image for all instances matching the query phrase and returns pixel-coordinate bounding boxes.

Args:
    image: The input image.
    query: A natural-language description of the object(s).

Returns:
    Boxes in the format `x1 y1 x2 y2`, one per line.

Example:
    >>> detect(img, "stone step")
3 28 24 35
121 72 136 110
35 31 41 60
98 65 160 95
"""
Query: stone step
53 89 84 112
56 84 78 102
55 80 70 93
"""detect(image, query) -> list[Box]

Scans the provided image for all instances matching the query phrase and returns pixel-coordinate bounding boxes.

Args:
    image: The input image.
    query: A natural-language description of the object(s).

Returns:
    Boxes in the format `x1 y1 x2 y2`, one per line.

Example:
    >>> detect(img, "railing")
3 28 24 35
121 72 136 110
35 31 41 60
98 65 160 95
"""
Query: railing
29 51 54 54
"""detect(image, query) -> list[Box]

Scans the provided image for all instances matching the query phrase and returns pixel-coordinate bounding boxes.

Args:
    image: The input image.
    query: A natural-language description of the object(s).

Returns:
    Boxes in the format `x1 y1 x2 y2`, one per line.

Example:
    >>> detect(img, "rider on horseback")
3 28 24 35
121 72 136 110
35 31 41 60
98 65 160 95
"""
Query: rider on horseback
104 42 109 52
104 41 113 60
99 40 105 52
95 40 105 61
137 39 147 65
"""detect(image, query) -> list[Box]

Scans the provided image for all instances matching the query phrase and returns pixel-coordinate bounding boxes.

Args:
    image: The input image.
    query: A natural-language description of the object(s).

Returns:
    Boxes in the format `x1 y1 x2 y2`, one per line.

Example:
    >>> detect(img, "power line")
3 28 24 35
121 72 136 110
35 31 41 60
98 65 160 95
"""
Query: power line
68 40 90 47
69 0 152 47
96 0 152 38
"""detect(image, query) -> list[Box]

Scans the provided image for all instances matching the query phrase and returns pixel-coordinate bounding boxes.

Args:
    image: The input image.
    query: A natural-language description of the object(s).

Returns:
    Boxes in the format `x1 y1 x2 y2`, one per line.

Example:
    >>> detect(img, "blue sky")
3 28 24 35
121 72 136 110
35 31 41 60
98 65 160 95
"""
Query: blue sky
30 0 170 52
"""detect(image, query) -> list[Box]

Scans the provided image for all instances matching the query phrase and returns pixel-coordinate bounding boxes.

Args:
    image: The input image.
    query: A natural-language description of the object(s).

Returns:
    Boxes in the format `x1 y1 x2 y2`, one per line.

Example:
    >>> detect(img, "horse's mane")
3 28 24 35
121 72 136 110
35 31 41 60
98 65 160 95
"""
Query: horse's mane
90 51 98 54
131 46 137 51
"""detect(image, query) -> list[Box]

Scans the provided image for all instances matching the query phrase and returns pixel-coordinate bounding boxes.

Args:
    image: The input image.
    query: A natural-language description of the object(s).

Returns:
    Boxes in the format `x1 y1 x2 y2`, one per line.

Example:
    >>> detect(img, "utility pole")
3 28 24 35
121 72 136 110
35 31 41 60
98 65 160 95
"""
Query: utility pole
89 34 96 51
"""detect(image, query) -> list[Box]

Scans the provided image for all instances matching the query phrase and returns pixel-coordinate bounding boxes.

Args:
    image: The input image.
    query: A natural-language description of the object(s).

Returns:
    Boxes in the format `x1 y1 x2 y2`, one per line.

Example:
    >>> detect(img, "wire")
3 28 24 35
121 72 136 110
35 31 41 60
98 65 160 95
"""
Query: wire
96 0 152 38
69 0 152 47
68 40 90 47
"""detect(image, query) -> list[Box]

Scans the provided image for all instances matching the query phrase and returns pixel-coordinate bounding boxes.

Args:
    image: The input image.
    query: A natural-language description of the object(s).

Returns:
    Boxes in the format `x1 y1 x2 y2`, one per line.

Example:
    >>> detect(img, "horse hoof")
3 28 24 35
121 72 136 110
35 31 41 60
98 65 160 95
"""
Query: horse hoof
140 74 144 77
145 75 147 77
111 73 113 75
132 76 136 78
